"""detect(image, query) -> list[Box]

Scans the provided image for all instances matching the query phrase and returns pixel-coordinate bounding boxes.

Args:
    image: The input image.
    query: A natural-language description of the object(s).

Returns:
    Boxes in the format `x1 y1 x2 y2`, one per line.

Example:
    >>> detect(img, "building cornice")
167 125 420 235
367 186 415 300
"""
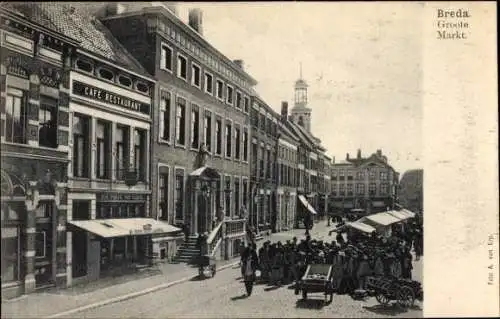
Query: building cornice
102 6 258 86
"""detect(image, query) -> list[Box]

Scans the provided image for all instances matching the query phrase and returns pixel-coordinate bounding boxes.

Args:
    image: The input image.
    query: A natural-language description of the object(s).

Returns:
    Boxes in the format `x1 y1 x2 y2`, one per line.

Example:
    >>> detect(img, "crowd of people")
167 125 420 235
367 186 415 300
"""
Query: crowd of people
239 217 423 297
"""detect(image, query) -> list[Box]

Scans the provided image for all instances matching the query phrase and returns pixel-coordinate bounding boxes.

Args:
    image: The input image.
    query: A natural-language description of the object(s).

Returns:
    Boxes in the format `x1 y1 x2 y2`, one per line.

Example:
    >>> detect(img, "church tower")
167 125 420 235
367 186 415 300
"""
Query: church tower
290 63 312 132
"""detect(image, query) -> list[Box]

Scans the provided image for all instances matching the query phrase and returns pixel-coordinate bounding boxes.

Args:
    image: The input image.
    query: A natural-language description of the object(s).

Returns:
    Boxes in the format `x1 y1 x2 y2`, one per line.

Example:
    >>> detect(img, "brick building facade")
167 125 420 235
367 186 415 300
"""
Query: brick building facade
1 5 78 298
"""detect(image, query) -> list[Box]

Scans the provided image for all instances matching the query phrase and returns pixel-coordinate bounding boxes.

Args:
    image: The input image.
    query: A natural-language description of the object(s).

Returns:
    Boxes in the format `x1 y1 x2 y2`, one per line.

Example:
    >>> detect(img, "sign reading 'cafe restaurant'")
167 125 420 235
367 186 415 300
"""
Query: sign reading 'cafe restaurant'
72 81 150 115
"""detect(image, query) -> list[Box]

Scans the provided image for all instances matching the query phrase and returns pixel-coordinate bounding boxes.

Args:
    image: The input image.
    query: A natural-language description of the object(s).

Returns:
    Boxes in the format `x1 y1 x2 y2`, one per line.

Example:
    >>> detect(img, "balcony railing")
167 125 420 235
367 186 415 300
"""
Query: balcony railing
225 218 246 237
206 221 224 257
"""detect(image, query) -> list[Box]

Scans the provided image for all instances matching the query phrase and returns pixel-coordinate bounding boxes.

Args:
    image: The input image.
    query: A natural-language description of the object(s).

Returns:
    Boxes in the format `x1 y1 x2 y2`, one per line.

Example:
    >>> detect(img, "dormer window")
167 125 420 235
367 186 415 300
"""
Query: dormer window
98 68 114 81
136 82 149 94
76 59 93 73
118 75 132 87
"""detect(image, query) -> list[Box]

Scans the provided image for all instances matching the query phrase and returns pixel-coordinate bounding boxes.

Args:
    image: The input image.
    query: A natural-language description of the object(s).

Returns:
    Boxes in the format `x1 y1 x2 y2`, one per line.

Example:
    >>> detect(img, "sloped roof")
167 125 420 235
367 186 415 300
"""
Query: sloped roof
2 2 151 78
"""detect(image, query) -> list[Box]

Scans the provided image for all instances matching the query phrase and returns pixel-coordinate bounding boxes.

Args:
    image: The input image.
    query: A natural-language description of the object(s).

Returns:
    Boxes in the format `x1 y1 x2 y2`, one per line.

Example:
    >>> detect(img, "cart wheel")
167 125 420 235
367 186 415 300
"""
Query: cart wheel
198 267 204 277
302 290 308 300
397 286 415 308
329 292 334 303
375 292 391 305
211 265 217 277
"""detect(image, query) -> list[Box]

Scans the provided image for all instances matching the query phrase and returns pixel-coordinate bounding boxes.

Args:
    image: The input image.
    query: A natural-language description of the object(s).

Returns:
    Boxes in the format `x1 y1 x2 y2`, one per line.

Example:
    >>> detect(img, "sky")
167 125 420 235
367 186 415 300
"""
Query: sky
176 2 423 174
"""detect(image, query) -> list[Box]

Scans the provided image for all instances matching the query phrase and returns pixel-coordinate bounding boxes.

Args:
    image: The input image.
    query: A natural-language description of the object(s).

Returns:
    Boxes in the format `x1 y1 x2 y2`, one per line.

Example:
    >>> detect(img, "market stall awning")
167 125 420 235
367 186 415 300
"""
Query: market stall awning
348 221 376 234
189 166 220 179
298 195 318 215
387 210 411 221
68 218 181 238
399 209 416 219
365 212 404 226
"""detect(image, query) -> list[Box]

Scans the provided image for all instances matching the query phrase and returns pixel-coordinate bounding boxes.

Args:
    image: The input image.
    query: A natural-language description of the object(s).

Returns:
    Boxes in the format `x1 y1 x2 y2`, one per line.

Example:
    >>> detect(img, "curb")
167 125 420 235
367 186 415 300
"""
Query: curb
46 261 240 319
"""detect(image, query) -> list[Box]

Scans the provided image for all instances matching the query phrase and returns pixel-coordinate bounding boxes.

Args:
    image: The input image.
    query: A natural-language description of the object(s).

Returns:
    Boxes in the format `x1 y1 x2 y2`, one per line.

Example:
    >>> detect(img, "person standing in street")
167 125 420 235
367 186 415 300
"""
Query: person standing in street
241 243 259 296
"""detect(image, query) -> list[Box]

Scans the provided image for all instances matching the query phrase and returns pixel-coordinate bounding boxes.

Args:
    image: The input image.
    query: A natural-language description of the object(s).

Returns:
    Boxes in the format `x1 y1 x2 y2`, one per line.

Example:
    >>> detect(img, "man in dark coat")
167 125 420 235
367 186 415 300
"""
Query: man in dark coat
241 244 259 296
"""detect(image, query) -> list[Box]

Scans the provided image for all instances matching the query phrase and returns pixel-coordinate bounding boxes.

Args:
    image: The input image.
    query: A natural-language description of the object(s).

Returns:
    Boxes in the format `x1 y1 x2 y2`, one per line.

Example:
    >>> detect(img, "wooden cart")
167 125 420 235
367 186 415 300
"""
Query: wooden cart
366 276 423 308
295 264 335 302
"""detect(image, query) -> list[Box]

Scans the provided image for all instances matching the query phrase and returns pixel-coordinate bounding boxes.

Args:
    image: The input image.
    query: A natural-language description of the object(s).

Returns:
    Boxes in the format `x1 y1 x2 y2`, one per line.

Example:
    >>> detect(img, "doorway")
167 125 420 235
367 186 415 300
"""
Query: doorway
71 200 90 278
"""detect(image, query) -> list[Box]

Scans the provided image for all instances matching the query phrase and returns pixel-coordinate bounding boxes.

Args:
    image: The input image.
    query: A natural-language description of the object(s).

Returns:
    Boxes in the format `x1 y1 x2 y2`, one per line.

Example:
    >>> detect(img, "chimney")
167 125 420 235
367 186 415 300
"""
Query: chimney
376 149 382 157
357 149 361 159
106 3 126 16
332 156 335 164
281 101 288 122
233 59 244 70
188 8 203 35
346 153 350 160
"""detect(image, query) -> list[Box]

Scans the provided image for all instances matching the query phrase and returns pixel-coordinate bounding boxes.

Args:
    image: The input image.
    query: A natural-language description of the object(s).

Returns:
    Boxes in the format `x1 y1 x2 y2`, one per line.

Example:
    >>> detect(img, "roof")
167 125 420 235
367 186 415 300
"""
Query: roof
105 4 257 85
2 2 151 78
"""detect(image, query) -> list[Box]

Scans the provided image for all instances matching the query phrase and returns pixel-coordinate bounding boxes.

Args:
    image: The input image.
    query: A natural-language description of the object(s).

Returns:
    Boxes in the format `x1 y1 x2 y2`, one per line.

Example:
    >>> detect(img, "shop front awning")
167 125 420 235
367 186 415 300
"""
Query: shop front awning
298 195 318 215
364 212 404 226
68 218 181 238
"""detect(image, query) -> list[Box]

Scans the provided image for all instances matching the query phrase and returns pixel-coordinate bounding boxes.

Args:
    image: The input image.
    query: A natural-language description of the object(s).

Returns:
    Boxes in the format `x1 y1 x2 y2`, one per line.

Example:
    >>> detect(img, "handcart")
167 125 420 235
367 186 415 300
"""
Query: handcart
196 254 217 278
295 264 334 302
366 276 423 308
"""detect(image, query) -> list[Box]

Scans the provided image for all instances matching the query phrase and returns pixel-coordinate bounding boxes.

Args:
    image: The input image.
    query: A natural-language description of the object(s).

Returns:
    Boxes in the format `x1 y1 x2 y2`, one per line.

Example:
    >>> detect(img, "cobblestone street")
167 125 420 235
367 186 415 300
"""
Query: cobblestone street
74 256 422 319
71 221 422 318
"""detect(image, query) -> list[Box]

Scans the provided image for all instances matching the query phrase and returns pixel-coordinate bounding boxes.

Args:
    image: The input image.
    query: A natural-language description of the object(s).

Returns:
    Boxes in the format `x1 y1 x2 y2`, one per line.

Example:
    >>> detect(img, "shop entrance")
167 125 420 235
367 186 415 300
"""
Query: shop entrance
35 200 55 289
72 200 90 278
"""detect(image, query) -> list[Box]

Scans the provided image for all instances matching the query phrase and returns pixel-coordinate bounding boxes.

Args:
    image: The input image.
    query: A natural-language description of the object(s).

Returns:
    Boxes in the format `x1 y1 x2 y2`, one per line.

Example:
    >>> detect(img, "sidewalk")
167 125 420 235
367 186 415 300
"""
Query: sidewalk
1 257 239 319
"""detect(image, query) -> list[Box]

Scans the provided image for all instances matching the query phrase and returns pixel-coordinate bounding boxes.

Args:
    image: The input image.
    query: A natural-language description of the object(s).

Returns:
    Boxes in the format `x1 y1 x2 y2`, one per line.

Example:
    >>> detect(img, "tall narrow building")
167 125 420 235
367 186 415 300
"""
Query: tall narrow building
290 65 312 133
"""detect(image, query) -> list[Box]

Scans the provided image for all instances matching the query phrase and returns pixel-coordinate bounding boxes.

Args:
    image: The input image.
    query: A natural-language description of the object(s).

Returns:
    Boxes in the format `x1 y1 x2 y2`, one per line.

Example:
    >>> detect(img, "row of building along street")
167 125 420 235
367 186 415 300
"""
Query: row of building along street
1 2 401 300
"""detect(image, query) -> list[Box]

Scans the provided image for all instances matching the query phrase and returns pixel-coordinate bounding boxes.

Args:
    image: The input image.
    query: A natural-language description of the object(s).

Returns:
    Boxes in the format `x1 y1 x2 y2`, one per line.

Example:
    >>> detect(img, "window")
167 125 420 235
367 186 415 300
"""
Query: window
347 183 353 195
96 121 110 179
191 63 201 87
72 114 89 177
250 107 258 127
204 72 213 94
339 184 345 195
234 126 241 160
98 68 114 81
159 91 171 142
234 178 240 213
380 183 389 195
38 96 58 148
76 59 93 73
116 126 128 180
190 105 200 149
35 231 47 258
118 75 132 87
204 111 212 152
242 128 248 161
134 129 145 181
5 88 26 144
243 96 250 113
159 167 169 221
215 118 222 156
224 176 231 216
380 172 388 181
225 121 232 158
369 169 376 179
339 170 345 180
174 169 184 220
356 183 365 195
235 91 242 109
216 80 224 100
1 227 20 282
369 183 377 196
357 171 365 180
175 97 186 146
160 44 173 71
242 179 248 207
259 113 266 131
177 54 187 80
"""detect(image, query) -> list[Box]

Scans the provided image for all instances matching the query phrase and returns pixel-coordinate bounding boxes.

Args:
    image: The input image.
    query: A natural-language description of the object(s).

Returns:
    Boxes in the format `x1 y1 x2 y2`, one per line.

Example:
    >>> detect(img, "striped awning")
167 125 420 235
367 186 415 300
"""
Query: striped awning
69 218 181 238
